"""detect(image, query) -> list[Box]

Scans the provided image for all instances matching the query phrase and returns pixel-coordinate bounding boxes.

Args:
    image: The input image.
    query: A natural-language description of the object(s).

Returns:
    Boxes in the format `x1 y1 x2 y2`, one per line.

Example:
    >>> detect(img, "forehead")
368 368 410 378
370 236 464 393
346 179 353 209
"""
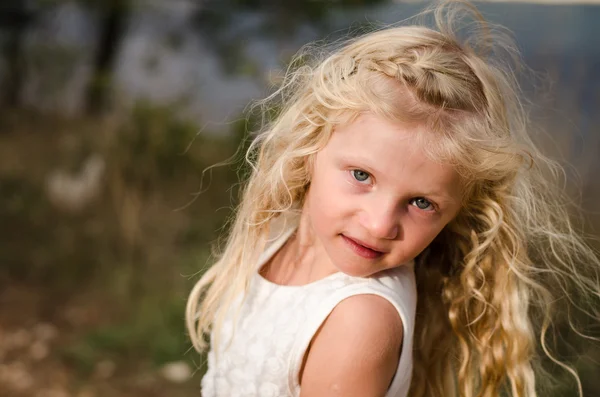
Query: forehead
323 112 462 199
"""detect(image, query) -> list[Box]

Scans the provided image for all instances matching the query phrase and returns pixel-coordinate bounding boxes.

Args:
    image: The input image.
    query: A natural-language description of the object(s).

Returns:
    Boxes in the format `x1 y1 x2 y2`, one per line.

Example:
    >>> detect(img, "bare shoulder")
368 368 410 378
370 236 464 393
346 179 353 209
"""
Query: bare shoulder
299 294 404 397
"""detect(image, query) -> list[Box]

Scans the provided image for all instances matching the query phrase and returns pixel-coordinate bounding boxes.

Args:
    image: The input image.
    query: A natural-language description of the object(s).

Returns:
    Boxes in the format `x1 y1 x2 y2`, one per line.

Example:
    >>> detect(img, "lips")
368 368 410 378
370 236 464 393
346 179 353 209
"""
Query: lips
341 235 385 259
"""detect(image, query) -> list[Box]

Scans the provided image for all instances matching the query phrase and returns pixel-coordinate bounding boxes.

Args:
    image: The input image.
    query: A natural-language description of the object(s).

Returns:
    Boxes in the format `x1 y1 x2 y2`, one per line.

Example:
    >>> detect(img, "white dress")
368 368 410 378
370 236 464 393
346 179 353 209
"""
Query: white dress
201 218 417 397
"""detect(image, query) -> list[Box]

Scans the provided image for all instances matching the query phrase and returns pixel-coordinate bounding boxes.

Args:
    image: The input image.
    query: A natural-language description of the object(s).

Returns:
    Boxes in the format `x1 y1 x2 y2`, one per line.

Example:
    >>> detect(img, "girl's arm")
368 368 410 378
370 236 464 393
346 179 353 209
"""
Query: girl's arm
299 294 404 397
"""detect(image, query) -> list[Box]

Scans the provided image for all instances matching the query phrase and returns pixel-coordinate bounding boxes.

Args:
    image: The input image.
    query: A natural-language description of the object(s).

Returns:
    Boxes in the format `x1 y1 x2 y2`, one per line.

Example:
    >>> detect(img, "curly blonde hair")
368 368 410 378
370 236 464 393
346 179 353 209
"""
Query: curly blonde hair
186 2 599 396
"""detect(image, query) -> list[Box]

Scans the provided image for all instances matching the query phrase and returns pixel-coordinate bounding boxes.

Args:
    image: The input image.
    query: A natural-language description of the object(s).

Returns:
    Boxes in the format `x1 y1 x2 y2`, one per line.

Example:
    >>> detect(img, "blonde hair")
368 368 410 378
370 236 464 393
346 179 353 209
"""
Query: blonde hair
186 2 600 396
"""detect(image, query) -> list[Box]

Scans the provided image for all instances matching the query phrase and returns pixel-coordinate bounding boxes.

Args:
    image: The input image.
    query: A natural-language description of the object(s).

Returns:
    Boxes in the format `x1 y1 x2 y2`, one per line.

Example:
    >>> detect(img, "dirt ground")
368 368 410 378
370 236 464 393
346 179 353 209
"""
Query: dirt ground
0 284 203 397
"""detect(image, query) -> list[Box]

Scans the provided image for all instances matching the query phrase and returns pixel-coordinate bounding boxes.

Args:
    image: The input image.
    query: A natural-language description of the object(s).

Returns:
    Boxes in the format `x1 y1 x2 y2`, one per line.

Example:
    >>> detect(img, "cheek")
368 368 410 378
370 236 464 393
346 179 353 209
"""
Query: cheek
309 164 343 211
402 222 443 256
307 181 336 230
306 170 346 235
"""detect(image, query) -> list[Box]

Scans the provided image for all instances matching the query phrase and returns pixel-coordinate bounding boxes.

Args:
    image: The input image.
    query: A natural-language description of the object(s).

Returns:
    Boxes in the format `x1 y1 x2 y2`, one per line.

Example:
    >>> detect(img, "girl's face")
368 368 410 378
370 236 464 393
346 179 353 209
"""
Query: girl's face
304 112 462 278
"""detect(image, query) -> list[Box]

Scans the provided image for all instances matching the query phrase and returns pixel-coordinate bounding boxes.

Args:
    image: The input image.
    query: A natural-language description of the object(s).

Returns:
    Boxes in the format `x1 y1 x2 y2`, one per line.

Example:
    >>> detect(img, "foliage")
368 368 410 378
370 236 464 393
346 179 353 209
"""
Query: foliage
0 106 240 386
191 0 388 76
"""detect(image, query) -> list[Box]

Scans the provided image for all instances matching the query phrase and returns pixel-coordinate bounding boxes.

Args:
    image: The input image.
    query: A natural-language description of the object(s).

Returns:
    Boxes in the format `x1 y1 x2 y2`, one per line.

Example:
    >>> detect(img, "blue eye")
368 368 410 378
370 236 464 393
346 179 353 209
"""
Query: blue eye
411 197 434 211
352 169 371 183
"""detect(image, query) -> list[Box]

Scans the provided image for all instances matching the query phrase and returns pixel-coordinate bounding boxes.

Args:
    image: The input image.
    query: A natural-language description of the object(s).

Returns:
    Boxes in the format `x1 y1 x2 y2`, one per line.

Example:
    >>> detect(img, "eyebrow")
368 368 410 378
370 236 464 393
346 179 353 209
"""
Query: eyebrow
423 193 458 206
338 155 382 176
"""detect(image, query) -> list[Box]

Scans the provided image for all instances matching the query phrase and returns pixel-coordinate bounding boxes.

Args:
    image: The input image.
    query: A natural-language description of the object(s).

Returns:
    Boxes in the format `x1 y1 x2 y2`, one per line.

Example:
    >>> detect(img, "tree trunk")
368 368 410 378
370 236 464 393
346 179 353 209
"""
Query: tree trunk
0 2 33 108
86 0 130 115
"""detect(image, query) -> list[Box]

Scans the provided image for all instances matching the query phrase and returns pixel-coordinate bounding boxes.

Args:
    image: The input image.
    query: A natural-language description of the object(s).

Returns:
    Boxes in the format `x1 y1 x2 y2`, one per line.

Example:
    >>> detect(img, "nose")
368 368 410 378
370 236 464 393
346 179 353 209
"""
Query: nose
359 199 400 240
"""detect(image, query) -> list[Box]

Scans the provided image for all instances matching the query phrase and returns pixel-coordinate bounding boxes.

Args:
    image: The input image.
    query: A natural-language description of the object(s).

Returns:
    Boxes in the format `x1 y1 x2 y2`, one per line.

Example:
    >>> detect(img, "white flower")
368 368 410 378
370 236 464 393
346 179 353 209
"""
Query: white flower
259 382 281 397
225 346 247 367
228 368 253 385
239 382 257 396
247 340 266 367
201 371 215 394
264 356 285 380
215 376 230 395
274 333 295 352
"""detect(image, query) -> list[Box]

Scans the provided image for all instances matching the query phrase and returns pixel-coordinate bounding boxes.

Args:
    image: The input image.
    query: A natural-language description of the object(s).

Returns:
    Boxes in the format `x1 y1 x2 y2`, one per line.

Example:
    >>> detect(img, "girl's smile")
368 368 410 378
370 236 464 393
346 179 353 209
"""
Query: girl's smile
341 234 386 259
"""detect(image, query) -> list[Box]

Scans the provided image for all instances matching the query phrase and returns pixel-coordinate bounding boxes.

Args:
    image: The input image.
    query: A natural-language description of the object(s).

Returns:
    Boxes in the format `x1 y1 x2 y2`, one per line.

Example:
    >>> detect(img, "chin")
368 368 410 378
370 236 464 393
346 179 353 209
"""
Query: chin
337 267 371 278
330 255 377 278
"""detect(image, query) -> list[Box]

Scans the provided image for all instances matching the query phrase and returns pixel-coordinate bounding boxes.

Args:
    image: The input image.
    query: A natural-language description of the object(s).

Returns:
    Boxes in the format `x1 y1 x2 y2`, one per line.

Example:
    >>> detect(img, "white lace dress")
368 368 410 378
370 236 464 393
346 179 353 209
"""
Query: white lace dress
201 223 417 397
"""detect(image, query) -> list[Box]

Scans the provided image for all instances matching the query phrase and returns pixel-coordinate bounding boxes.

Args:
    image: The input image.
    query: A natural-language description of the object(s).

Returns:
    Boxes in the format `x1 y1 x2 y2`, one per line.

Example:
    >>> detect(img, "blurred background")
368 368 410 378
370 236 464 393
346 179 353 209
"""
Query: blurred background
0 0 598 396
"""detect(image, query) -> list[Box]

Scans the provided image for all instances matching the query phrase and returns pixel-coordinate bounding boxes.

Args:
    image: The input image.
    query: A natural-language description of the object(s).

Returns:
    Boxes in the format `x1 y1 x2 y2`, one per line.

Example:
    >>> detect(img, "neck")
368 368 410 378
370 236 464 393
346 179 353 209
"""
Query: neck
285 200 338 282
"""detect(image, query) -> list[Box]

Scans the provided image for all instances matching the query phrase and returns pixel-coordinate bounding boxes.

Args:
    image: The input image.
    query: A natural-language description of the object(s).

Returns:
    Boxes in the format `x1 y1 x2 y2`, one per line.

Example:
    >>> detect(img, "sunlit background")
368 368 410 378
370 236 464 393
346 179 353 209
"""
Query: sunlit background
0 1 599 396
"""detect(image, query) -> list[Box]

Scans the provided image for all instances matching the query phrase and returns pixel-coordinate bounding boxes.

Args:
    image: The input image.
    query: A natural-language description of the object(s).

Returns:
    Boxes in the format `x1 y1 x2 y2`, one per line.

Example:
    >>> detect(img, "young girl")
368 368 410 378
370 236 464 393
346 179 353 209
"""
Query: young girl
186 3 600 396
